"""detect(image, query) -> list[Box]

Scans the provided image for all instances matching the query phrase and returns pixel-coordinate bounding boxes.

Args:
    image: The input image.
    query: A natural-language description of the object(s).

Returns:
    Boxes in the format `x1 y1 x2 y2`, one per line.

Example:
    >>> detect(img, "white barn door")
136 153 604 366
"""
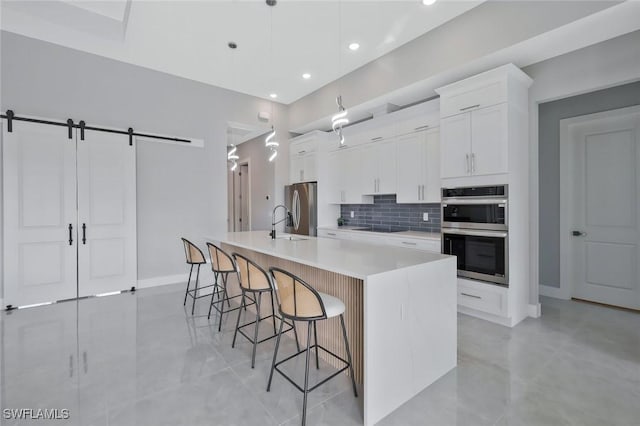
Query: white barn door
2 120 78 307
77 130 137 297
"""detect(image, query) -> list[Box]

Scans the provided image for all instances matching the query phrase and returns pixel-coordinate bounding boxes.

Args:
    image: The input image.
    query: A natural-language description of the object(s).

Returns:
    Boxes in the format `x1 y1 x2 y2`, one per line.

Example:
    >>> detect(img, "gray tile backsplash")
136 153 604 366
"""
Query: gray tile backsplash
339 195 441 233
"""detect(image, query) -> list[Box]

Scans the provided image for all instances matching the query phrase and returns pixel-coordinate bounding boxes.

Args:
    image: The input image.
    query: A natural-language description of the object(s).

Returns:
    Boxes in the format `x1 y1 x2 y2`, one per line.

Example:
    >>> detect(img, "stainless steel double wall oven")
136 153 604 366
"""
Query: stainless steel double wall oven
441 185 509 286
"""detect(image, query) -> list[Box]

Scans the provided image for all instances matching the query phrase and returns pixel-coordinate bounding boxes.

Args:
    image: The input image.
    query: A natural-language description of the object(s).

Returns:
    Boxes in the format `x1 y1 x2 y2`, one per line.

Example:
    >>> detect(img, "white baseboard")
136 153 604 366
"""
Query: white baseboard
539 284 570 300
528 303 542 318
137 274 188 289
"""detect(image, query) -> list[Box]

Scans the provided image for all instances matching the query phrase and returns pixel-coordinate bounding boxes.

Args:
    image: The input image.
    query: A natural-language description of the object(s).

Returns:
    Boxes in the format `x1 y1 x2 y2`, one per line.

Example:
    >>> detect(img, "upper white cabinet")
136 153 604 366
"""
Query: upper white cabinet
327 147 362 204
289 131 327 183
436 64 531 183
360 140 397 195
396 128 440 203
439 80 507 118
440 103 508 178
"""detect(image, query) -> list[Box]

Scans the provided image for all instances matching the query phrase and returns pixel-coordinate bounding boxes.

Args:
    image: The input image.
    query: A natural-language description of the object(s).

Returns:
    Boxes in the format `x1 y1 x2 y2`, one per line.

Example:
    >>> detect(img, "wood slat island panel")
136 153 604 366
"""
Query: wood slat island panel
222 243 364 384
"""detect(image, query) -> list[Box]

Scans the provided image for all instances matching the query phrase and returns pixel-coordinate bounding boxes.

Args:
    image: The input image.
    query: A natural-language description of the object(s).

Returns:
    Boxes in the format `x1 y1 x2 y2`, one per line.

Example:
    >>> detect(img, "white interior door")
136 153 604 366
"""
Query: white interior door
568 107 640 310
77 130 137 297
2 120 78 307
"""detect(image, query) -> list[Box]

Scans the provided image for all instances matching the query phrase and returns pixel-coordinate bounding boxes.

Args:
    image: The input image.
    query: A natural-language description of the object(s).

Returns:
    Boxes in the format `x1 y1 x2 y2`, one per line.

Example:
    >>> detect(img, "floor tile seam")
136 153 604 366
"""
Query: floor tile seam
227 363 281 426
131 365 236 403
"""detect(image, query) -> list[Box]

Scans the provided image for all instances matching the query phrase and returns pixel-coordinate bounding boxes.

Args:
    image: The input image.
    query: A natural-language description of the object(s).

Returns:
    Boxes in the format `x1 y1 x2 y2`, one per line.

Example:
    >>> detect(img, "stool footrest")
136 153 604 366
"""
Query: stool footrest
273 344 351 394
209 293 255 315
236 315 295 345
186 283 221 300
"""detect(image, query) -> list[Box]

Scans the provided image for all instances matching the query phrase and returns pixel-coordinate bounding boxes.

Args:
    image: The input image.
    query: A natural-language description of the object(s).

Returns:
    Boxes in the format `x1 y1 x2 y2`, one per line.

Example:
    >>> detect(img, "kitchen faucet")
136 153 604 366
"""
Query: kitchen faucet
270 204 291 239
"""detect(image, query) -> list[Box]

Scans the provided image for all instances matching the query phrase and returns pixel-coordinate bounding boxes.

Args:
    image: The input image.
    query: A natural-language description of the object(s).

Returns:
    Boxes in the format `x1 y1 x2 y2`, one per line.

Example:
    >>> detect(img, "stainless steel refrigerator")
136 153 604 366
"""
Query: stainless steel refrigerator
284 182 317 236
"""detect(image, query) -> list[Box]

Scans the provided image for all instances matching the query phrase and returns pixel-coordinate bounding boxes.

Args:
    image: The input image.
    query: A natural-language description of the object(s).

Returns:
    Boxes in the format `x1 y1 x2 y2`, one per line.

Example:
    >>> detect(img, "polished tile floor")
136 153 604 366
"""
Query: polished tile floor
1 285 639 425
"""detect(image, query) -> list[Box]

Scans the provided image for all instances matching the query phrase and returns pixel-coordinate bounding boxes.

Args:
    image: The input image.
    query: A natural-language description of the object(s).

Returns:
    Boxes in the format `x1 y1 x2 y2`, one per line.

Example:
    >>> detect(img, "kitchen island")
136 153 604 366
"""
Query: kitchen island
209 231 457 426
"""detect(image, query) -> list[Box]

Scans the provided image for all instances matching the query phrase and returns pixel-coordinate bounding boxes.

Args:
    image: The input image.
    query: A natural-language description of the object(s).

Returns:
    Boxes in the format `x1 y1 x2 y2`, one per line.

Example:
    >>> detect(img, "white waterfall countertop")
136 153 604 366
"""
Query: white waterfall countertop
209 231 451 280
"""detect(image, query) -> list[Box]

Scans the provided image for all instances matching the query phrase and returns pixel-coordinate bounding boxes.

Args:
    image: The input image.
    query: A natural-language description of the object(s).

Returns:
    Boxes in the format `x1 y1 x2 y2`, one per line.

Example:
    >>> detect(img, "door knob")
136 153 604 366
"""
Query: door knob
571 230 586 236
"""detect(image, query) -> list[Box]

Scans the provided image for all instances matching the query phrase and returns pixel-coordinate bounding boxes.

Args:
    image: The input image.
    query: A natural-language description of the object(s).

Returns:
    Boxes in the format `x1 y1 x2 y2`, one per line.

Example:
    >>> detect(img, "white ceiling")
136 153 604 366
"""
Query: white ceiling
0 0 484 104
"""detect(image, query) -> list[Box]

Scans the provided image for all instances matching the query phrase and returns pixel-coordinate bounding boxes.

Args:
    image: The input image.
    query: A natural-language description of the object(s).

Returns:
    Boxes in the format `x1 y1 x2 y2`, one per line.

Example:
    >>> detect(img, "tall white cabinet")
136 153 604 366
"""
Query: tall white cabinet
396 128 440 203
436 64 533 327
2 119 137 307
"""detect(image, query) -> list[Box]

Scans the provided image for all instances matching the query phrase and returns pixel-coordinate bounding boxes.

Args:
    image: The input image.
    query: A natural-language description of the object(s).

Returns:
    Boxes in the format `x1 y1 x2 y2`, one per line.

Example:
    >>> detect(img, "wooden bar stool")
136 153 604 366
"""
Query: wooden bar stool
181 238 220 315
231 253 299 368
206 243 254 331
267 267 358 426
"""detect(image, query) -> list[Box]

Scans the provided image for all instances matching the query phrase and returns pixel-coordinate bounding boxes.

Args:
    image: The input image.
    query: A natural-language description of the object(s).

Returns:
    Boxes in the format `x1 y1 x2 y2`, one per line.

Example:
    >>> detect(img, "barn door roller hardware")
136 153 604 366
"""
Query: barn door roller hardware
1 109 192 145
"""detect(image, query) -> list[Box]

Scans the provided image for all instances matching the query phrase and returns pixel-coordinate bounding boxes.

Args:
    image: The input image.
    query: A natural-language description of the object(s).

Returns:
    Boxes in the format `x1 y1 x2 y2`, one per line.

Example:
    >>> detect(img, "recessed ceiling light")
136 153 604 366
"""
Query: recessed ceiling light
269 93 278 99
348 42 360 51
422 0 437 5
302 73 311 79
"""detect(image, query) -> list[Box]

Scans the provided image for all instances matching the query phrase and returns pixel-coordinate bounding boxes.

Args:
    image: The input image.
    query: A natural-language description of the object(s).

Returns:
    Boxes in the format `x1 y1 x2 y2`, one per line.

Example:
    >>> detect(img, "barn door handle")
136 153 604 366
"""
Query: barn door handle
82 223 87 244
571 230 586 237
68 224 73 245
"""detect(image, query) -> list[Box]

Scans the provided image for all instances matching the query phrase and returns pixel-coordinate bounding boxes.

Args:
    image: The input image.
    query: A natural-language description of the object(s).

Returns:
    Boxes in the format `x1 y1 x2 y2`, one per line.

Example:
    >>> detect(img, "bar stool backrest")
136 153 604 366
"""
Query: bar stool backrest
269 267 326 321
206 243 237 273
233 253 273 291
181 238 206 264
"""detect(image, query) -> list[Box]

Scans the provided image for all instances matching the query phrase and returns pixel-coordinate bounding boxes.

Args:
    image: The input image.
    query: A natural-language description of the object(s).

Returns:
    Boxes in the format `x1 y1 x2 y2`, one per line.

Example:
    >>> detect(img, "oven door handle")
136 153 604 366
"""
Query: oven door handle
442 228 508 238
442 198 507 205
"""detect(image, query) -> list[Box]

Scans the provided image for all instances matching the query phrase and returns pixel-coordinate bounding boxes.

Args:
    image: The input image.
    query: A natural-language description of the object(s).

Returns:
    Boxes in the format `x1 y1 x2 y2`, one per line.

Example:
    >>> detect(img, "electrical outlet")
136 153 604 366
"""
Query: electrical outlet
423 212 429 221
350 211 355 218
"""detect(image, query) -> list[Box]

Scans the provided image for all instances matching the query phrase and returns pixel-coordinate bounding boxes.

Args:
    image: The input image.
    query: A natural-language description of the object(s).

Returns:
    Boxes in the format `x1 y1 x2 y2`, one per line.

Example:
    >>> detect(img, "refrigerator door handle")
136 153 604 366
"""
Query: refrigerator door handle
293 189 301 230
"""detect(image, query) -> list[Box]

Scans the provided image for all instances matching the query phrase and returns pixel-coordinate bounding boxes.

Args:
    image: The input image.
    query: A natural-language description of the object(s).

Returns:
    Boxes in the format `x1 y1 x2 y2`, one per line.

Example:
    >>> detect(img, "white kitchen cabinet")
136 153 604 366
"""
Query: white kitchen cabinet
396 128 440 203
327 147 362 204
439 103 508 179
361 140 397 195
289 152 317 183
317 228 352 240
470 103 508 176
289 136 319 183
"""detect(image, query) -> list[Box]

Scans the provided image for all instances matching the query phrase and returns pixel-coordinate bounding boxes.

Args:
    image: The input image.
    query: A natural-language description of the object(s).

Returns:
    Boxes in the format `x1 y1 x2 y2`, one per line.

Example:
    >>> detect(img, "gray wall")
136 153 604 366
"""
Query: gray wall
288 1 617 129
537 81 640 288
0 32 288 294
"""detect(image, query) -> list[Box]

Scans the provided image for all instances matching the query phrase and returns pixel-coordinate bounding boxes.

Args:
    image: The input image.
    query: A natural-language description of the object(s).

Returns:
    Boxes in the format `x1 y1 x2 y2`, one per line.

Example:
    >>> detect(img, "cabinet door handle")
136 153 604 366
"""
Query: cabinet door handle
327 232 336 236
461 292 482 299
460 104 480 112
418 185 421 200
465 154 470 174
471 153 476 173
414 125 430 131
371 136 383 141
300 170 304 181
82 223 86 245
421 185 425 200
298 150 306 155
68 224 73 245
401 241 417 246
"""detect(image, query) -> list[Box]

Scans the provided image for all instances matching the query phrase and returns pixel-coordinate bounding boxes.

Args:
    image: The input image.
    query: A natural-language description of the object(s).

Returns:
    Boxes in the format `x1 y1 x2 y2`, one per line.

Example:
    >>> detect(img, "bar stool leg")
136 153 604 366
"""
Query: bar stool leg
222 273 232 309
208 283 220 319
313 321 319 369
217 273 227 332
184 264 193 306
340 314 358 398
251 292 263 368
231 291 246 348
191 264 200 315
301 322 313 426
267 319 285 392
269 291 277 336
292 320 300 352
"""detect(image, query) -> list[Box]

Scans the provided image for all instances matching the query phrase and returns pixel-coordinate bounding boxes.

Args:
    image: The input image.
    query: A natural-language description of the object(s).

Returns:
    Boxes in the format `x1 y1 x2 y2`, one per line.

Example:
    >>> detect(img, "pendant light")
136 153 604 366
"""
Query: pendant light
228 144 239 171
265 0 278 162
332 0 349 145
